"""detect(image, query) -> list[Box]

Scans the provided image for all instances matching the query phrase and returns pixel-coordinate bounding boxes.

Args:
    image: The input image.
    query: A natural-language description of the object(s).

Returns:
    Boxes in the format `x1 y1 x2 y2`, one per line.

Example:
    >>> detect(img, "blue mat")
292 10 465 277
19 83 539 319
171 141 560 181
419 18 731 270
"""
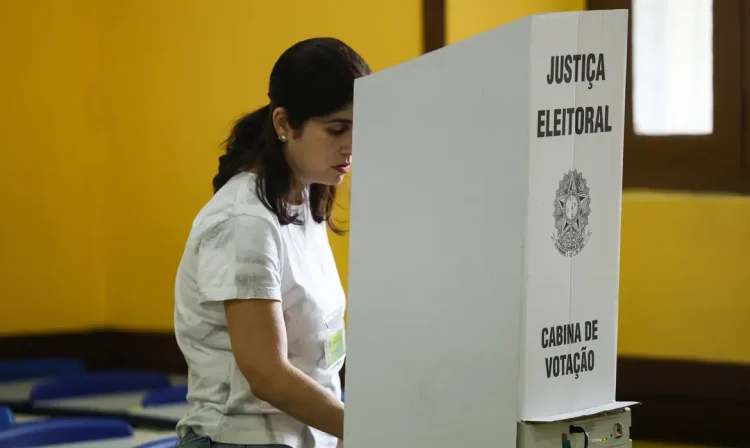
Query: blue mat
0 417 133 448
135 435 179 448
0 406 13 429
0 359 86 382
142 385 188 407
31 371 171 401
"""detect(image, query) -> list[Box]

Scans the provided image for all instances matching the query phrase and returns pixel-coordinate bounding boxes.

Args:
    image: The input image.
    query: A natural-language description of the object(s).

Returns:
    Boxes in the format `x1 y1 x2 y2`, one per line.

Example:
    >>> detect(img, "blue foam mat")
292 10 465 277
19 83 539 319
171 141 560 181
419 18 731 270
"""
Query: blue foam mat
0 406 13 429
0 417 133 448
31 372 171 401
135 435 179 448
142 385 188 407
0 359 86 382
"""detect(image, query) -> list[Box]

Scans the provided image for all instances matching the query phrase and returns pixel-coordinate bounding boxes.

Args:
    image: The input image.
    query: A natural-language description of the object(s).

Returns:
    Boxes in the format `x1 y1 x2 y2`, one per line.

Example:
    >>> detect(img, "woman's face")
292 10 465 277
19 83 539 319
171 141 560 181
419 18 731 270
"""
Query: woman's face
274 105 353 187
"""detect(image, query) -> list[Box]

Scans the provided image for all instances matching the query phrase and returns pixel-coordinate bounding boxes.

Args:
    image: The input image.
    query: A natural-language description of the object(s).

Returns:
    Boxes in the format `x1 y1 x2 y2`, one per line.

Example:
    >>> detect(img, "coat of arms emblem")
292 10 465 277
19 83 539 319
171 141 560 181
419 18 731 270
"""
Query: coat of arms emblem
552 169 591 257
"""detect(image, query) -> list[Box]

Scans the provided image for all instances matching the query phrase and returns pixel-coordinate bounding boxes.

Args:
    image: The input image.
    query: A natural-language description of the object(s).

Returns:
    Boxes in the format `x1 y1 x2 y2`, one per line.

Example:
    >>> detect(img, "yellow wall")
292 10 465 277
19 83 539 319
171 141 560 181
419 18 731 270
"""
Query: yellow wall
446 0 585 45
100 0 422 329
0 0 421 333
618 193 750 364
0 0 107 334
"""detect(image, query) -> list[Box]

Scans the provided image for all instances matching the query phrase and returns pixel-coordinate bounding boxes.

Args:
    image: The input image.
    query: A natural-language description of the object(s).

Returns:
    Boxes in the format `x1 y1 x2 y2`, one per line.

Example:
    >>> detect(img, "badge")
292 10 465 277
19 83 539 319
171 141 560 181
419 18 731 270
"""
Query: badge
325 327 346 369
323 308 346 369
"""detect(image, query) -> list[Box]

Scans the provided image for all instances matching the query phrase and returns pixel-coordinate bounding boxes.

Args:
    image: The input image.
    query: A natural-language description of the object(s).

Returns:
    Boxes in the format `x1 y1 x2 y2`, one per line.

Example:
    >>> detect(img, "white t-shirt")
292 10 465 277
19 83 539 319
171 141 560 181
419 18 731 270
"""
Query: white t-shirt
174 171 347 448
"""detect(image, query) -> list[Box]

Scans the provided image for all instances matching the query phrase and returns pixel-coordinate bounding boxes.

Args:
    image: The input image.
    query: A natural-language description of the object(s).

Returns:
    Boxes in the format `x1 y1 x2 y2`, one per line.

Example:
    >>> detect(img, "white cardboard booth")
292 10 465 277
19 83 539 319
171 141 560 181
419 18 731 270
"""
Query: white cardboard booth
344 9 634 448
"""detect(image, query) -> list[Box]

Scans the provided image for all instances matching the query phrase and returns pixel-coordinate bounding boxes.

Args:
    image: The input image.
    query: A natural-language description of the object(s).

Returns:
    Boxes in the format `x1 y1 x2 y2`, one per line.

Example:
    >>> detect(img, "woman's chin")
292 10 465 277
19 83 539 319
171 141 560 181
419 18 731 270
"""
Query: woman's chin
316 173 347 186
332 173 347 185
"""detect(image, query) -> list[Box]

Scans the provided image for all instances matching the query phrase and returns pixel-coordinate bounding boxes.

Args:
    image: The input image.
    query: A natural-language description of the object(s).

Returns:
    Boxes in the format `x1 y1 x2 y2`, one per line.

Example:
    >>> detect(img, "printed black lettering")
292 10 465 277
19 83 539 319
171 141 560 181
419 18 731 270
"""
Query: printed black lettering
596 53 606 82
541 320 600 380
546 53 606 89
575 108 584 134
563 55 573 83
537 110 546 138
580 347 589 373
535 106 613 138
566 323 575 343
547 57 555 84
564 353 574 376
585 107 594 133
595 107 605 133
604 106 612 132
591 320 598 340
565 108 575 135
586 54 596 82
545 357 553 378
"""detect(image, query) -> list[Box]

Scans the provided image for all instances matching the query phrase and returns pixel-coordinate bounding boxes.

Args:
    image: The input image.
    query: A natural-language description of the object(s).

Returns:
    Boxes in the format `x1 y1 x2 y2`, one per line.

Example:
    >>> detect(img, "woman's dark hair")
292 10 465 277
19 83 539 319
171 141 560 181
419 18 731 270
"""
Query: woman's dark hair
213 37 371 233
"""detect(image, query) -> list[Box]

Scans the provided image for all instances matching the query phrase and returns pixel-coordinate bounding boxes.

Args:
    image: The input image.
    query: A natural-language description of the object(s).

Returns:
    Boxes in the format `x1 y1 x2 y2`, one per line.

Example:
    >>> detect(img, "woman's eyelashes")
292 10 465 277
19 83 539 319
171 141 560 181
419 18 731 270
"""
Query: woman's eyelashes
327 125 350 136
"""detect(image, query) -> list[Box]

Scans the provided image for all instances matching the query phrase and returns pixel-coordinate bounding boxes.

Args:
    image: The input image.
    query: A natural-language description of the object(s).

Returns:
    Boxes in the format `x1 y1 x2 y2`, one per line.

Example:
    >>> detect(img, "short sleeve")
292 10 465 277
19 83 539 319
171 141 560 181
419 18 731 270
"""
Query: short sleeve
196 215 282 303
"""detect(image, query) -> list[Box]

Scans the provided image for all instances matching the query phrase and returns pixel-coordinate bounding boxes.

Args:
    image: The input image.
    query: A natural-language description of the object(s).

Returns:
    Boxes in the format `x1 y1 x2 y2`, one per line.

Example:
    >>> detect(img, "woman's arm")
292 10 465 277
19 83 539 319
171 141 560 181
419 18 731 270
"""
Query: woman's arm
225 298 345 439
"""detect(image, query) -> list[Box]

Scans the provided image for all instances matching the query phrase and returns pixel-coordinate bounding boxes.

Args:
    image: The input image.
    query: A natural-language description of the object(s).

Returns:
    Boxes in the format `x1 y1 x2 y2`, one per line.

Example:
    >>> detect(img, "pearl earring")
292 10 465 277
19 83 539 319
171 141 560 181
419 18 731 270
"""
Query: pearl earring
279 134 287 142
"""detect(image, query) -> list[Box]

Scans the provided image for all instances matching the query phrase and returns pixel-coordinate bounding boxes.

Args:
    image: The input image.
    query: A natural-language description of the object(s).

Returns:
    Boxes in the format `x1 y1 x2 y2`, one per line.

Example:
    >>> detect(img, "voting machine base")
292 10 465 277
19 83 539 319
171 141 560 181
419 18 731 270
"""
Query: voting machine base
518 408 632 448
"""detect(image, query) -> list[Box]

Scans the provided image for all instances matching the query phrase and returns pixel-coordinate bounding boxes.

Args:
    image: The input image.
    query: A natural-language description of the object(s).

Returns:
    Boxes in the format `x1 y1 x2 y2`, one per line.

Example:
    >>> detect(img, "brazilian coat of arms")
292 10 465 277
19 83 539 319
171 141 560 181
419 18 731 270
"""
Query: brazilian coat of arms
552 169 591 257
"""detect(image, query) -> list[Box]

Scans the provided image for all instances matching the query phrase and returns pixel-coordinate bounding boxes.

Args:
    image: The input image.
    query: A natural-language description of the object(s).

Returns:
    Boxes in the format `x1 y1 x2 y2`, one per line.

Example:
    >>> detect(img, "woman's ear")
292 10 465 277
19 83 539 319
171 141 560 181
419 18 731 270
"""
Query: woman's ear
272 106 291 141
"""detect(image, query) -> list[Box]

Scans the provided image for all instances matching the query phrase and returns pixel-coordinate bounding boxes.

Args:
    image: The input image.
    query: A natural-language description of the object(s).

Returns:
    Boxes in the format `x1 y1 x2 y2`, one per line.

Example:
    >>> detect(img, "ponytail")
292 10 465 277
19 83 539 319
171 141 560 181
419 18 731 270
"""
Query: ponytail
211 104 301 227
212 104 271 193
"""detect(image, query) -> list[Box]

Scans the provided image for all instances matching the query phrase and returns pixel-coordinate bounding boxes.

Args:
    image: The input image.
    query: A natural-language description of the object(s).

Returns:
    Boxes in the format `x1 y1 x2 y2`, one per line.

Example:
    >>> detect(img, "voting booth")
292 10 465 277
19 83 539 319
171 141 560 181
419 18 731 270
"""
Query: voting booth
344 9 633 448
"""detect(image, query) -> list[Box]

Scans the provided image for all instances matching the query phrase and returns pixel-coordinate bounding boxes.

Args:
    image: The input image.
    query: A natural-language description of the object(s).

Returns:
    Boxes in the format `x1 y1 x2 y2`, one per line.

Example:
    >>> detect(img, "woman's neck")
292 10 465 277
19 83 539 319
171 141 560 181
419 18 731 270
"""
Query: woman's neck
246 166 306 205
287 185 305 205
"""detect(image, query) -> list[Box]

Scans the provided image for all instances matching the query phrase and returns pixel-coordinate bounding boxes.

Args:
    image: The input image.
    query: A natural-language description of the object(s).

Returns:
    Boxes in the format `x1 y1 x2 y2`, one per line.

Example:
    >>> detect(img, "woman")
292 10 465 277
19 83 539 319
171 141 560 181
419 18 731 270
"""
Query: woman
174 37 371 448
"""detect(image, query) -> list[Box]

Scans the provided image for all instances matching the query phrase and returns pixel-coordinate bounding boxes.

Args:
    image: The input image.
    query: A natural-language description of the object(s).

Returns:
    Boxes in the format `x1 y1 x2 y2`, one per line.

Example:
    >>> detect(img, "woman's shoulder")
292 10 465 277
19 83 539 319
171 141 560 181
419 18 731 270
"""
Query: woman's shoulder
191 173 280 238
228 172 278 219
